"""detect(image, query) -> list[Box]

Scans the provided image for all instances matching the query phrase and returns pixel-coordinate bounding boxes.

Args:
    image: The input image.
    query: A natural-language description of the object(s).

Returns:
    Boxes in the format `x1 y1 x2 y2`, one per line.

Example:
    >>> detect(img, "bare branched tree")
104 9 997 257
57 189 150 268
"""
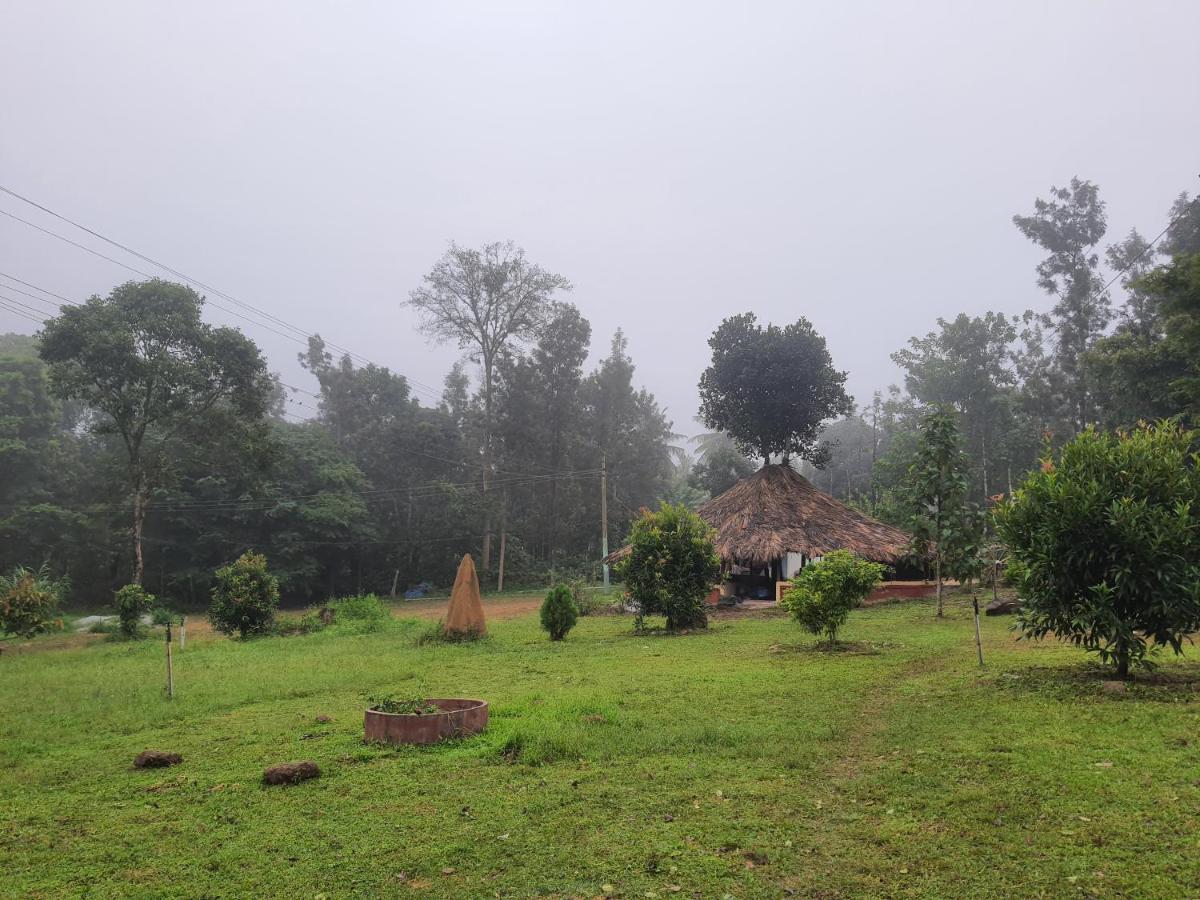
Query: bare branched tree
405 241 571 570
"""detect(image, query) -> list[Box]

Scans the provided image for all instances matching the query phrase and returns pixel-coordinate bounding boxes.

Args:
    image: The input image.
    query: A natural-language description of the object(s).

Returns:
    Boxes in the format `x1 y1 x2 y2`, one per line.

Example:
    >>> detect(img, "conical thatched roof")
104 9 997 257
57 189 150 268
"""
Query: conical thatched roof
609 464 912 567
697 464 911 565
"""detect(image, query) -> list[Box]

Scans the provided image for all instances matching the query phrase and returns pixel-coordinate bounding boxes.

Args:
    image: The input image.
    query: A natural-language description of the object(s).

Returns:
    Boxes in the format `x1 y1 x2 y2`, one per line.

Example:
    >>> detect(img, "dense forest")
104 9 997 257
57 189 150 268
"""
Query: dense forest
2 179 1198 608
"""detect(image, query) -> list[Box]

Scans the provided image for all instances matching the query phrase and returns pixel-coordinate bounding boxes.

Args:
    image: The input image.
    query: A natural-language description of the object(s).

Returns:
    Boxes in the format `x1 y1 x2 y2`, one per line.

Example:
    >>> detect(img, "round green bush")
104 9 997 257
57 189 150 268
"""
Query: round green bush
540 584 579 641
617 503 720 631
782 550 884 644
996 422 1200 677
114 584 155 638
208 551 280 638
0 565 67 638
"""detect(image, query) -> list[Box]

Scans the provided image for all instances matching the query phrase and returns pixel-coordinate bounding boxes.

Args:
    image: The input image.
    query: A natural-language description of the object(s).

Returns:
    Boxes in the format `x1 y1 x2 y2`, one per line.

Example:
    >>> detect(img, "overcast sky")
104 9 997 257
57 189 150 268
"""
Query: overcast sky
2 1 1197 433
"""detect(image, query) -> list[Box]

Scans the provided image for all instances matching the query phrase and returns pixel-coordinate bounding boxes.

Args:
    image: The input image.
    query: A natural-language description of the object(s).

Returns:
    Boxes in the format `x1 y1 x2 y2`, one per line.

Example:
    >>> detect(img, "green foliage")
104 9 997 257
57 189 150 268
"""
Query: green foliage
903 407 983 613
113 584 154 639
0 565 67 638
782 551 884 643
1140 251 1200 418
686 445 755 497
1012 178 1111 431
208 551 280 638
699 313 850 464
368 695 439 715
540 584 578 640
330 593 389 623
617 503 720 631
38 279 271 584
995 423 1200 676
324 594 392 634
149 606 179 626
414 619 486 645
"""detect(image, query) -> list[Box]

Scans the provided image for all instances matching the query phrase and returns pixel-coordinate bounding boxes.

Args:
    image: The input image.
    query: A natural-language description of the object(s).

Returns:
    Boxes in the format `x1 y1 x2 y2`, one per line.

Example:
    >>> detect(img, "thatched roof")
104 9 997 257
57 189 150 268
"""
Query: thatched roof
608 463 912 567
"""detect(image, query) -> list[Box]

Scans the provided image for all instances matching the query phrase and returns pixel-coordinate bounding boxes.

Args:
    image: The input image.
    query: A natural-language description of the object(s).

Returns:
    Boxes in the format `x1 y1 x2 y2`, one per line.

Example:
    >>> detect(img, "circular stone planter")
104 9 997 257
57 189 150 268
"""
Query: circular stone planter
363 699 488 746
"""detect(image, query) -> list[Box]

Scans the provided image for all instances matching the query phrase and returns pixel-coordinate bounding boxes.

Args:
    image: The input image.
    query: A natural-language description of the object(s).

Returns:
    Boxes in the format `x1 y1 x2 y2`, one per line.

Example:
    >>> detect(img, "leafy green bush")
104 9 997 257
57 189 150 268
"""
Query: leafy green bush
0 565 68 638
114 584 155 638
330 593 389 624
540 584 579 641
150 605 179 626
995 423 1200 677
782 550 885 644
208 551 280 638
617 503 720 631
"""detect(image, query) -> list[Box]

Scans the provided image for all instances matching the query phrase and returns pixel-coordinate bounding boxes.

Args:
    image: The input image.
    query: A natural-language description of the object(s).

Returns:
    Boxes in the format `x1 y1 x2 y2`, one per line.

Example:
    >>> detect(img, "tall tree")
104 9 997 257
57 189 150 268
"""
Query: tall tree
699 313 850 466
39 280 270 584
903 407 976 617
494 303 592 559
582 330 676 553
891 312 1028 500
1012 178 1110 433
405 241 571 571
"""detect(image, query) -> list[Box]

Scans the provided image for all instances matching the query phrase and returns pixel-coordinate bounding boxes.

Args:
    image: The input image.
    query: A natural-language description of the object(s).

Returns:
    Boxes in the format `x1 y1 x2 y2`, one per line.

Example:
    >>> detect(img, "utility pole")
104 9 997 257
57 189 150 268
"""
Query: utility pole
600 453 610 589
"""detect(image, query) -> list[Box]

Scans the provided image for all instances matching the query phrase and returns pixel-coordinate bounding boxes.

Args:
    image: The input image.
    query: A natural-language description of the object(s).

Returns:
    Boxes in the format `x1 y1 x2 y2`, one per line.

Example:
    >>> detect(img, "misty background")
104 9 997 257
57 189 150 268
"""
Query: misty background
2 1 1198 430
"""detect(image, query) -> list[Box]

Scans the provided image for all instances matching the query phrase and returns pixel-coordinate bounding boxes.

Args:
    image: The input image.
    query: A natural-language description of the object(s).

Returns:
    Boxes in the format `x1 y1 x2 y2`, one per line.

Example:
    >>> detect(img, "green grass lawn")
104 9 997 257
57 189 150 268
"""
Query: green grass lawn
2 594 1199 898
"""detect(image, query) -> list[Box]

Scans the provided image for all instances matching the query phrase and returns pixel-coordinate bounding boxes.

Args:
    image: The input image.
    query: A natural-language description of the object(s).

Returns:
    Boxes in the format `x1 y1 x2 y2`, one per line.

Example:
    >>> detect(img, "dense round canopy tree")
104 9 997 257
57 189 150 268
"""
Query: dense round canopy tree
995 422 1200 677
617 503 720 631
39 280 271 585
699 313 850 466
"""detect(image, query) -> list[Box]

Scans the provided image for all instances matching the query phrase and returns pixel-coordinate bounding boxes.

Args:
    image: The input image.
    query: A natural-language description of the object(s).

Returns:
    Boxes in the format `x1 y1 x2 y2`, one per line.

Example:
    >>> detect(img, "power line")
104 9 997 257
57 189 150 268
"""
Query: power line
0 298 42 324
0 271 73 304
148 468 604 513
1096 194 1200 296
0 209 331 349
0 185 445 402
0 292 53 320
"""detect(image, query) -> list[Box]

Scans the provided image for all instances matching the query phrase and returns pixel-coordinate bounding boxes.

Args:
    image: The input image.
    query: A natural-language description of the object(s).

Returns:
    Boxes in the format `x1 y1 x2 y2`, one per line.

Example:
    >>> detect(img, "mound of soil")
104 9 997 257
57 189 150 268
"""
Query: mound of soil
133 750 182 769
262 761 321 785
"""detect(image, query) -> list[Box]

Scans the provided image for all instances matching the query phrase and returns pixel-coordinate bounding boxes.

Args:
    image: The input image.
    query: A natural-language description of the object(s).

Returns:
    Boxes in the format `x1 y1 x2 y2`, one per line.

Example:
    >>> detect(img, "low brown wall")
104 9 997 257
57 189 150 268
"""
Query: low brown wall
865 581 937 603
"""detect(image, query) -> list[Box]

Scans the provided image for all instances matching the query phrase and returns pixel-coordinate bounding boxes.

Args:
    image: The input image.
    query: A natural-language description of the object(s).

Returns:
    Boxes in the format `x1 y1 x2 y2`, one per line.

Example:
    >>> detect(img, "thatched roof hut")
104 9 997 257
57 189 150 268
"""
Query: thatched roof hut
695 463 911 566
608 464 912 573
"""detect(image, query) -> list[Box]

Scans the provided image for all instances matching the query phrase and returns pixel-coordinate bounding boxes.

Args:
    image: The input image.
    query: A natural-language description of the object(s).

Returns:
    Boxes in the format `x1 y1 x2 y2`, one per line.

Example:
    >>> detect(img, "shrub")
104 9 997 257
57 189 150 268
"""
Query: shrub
0 565 68 638
330 593 390 624
540 585 579 641
995 423 1200 677
617 503 720 631
782 550 885 644
114 584 155 638
150 605 179 626
208 551 280 638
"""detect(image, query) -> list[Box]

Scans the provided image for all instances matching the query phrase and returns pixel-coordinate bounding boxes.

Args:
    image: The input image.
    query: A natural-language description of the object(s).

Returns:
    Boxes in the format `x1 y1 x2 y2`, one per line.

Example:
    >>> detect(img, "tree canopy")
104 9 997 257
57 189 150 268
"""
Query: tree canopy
699 313 850 466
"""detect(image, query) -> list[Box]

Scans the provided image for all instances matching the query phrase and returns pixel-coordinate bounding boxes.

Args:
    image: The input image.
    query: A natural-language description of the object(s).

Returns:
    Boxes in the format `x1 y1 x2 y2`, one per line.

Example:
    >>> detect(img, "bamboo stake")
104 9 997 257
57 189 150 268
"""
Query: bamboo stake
971 591 984 667
165 621 174 698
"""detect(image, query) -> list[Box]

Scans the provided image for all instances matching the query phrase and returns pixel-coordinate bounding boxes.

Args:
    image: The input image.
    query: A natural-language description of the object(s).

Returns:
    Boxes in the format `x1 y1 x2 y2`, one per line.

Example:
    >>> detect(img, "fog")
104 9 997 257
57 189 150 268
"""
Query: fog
2 1 1197 429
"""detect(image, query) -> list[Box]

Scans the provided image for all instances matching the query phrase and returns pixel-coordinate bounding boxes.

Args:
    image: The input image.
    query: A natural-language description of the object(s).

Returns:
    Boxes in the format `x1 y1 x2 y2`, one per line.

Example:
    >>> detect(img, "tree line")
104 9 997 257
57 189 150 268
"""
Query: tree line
808 181 1200 518
0 244 677 607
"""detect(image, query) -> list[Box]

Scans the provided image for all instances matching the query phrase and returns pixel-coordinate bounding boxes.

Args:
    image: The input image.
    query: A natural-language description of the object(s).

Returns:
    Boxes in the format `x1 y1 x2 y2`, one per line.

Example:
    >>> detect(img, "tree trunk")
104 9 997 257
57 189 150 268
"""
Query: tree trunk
131 466 147 586
481 356 494 572
1115 642 1130 679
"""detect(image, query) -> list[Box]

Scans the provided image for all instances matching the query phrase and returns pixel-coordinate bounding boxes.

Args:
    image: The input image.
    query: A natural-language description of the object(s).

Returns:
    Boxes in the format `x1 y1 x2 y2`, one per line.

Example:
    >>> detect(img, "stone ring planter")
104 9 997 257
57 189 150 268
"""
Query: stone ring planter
363 699 488 746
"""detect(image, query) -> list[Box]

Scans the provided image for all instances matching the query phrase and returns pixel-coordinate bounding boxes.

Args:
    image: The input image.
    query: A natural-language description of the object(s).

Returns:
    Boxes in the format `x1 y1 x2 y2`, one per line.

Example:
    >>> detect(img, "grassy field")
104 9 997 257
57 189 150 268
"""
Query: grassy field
2 592 1199 898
